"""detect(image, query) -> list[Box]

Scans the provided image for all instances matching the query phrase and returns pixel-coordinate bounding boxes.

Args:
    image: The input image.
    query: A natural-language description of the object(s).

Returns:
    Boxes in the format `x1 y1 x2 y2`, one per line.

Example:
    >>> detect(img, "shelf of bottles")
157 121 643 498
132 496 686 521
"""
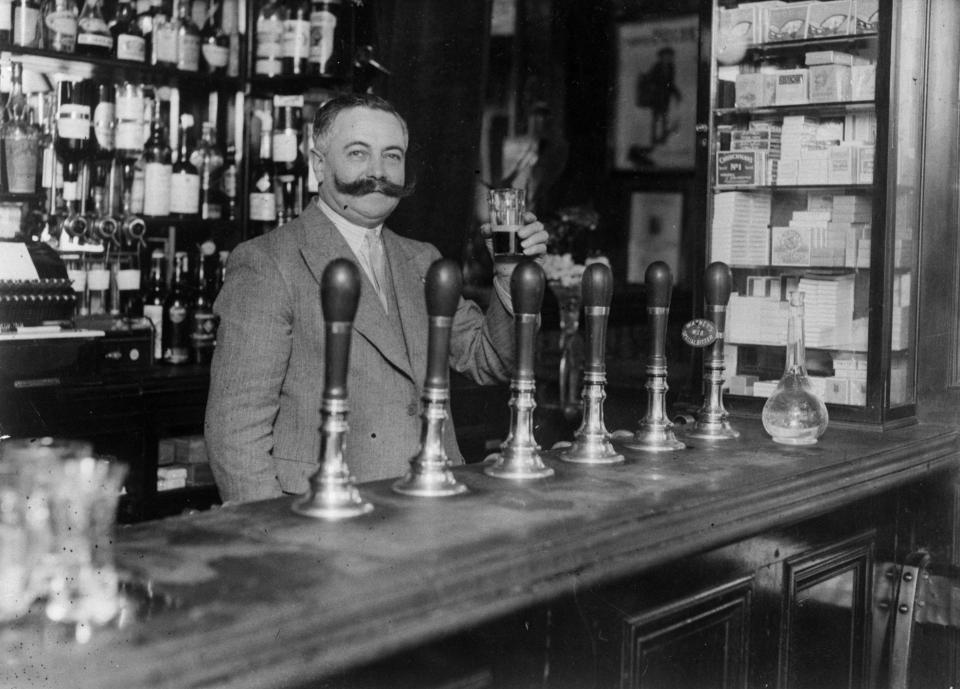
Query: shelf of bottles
705 1 921 426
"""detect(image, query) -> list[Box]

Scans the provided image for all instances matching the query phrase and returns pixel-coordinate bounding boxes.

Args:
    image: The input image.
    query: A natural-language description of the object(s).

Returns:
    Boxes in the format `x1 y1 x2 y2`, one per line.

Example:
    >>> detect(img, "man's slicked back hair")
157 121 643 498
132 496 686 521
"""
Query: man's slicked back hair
312 93 408 152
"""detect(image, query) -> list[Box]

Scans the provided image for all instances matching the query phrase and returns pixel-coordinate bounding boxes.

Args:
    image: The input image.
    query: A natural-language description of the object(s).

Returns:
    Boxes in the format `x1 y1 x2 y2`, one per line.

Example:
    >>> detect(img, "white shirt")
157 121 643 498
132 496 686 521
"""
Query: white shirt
316 197 384 291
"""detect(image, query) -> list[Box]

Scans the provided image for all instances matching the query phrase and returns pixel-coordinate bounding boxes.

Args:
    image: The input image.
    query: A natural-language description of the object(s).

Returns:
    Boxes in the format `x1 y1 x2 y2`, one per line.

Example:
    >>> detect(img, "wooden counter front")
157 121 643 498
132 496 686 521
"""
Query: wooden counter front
3 421 957 689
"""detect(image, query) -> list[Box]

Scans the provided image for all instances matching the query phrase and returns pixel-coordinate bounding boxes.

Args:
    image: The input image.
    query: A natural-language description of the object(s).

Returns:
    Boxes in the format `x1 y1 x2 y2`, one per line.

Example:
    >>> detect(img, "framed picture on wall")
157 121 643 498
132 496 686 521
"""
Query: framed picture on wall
613 15 699 171
627 192 684 284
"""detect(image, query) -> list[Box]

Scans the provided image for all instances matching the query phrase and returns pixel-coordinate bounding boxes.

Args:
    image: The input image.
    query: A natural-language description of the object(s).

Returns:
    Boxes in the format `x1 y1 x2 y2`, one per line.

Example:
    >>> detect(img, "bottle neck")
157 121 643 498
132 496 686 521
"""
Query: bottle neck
785 300 806 374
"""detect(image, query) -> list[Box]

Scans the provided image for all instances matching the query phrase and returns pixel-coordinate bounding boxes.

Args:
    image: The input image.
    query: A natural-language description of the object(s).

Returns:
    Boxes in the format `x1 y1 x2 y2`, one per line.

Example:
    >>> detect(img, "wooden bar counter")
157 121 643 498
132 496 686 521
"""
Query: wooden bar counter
3 420 958 689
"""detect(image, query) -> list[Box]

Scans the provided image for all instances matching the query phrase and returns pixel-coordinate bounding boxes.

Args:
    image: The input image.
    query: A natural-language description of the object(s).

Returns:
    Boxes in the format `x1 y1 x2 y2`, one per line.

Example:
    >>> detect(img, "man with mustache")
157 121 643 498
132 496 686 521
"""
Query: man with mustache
205 93 548 503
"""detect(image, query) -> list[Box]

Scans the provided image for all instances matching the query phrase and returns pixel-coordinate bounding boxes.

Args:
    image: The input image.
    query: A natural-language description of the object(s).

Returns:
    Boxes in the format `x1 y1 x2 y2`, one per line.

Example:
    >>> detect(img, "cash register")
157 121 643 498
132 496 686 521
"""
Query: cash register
0 241 152 387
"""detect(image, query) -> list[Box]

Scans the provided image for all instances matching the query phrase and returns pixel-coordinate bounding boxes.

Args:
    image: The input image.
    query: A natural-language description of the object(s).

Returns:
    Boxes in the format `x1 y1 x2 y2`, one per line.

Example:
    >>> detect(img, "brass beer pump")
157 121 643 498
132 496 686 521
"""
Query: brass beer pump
686 261 739 440
617 261 686 453
485 260 554 480
393 259 469 497
558 262 623 464
292 259 374 519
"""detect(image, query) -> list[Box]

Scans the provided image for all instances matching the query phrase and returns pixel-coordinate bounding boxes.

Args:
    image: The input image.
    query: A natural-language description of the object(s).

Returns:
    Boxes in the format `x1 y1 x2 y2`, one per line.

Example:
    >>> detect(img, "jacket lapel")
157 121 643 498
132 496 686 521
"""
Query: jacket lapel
384 229 429 389
298 203 415 382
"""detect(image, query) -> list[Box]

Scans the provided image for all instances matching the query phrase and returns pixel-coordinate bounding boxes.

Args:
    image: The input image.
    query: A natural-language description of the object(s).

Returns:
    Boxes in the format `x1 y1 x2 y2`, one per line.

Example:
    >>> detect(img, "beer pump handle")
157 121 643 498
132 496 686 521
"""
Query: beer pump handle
511 260 545 381
424 258 462 390
321 259 361 401
645 261 673 364
704 261 732 307
582 262 613 375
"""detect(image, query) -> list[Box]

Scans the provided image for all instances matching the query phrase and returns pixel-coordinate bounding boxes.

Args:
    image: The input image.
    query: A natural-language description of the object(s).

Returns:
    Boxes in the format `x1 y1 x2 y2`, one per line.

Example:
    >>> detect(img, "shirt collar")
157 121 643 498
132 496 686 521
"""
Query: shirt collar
315 196 383 251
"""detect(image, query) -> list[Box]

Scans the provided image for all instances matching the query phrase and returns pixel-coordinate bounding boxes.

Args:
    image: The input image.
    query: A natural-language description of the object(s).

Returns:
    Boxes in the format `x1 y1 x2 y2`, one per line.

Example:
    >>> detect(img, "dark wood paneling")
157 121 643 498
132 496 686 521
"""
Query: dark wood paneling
780 534 875 689
371 0 490 261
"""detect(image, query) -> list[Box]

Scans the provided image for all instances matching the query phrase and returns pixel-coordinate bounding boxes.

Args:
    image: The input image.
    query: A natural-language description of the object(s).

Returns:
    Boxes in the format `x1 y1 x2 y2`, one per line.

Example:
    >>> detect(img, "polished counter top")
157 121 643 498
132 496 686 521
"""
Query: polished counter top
3 420 957 689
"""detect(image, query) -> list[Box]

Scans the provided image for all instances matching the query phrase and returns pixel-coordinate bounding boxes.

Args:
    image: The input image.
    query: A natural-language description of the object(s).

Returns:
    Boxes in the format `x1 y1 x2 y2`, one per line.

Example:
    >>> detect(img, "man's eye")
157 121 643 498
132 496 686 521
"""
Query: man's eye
385 153 403 162
347 150 366 159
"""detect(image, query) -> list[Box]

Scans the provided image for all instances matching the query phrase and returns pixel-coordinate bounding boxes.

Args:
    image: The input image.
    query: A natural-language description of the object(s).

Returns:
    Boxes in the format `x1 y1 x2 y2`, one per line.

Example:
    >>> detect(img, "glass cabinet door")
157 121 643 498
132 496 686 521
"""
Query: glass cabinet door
704 0 921 427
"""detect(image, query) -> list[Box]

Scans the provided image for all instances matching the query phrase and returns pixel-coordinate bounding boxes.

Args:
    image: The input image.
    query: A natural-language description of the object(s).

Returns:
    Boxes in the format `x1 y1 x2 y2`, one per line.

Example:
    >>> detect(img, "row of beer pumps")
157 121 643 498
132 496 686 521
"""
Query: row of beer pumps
293 256 738 520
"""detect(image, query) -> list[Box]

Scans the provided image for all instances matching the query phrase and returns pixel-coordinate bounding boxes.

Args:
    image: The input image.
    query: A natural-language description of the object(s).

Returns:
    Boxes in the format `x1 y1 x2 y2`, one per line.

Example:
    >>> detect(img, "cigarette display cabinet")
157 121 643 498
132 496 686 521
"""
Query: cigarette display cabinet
702 0 923 428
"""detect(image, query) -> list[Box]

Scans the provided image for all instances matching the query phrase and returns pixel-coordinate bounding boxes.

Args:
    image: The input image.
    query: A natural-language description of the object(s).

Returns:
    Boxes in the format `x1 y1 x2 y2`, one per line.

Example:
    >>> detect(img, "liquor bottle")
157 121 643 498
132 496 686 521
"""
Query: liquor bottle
151 0 176 66
254 0 284 77
75 0 112 56
272 94 304 224
2 62 39 195
187 0 203 28
175 0 199 71
220 140 236 220
135 0 153 56
309 0 349 78
0 0 11 45
191 121 223 219
141 97 171 217
114 81 143 161
143 248 166 361
13 0 40 46
199 0 227 74
220 0 238 76
92 82 114 162
249 110 276 233
282 0 308 75
54 79 93 236
162 250 191 364
189 241 217 364
169 113 199 217
41 0 78 52
111 0 145 61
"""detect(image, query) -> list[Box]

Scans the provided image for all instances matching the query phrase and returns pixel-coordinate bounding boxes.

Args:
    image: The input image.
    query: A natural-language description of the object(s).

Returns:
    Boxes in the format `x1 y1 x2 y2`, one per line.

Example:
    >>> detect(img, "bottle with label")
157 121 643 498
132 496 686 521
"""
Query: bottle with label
191 121 223 219
111 0 145 61
54 79 92 237
142 97 171 217
282 0 308 75
309 0 349 78
199 0 227 74
162 250 191 364
75 0 112 56
254 0 284 77
174 0 198 70
13 0 40 46
190 240 218 364
89 83 115 232
2 61 39 195
143 248 166 361
272 94 304 225
41 0 77 52
169 112 199 217
151 0 176 66
0 0 12 45
249 110 276 233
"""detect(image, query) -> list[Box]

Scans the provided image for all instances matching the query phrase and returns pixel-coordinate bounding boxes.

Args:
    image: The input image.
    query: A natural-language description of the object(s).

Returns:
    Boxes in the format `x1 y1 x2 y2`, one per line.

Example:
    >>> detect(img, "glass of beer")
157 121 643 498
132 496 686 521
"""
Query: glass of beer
488 188 526 279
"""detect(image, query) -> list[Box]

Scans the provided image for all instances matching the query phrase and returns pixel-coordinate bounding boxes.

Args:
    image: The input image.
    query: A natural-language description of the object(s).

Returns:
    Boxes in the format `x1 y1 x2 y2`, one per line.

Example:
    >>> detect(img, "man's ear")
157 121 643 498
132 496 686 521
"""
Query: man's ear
309 148 324 186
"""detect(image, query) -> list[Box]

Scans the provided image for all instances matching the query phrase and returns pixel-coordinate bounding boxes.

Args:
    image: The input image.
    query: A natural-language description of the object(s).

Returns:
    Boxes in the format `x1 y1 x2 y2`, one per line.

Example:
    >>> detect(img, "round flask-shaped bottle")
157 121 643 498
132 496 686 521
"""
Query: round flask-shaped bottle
761 291 829 445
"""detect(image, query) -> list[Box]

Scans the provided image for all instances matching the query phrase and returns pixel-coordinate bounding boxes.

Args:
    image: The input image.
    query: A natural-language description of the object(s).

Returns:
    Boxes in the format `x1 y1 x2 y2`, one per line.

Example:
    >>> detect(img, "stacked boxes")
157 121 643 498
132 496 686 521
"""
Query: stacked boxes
711 191 772 265
797 274 856 348
727 293 788 345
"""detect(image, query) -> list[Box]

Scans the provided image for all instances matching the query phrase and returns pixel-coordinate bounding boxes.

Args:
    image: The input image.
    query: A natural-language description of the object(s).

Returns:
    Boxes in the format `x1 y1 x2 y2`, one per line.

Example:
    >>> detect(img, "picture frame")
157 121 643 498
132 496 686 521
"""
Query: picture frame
626 191 684 284
613 15 699 171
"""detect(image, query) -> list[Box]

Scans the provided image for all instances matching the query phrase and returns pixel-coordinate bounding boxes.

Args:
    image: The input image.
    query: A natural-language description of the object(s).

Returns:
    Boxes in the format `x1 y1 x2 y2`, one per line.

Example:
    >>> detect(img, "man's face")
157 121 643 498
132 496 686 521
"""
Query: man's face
311 107 408 228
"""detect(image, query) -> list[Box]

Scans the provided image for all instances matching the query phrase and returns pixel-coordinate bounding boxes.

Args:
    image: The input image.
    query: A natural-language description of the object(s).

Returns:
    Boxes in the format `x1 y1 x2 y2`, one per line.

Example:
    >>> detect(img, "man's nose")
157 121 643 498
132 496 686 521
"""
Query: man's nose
366 155 386 178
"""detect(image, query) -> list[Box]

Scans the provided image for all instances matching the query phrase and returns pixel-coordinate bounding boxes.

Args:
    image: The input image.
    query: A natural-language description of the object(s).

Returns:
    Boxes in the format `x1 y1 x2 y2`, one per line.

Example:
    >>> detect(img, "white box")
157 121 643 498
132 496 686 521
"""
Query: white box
766 4 809 41
775 69 809 104
808 64 852 102
806 0 853 37
850 63 876 100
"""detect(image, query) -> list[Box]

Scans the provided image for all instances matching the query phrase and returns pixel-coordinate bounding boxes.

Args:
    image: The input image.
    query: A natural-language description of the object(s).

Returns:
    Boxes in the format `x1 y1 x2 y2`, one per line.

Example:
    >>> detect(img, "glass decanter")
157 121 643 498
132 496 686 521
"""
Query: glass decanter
761 291 829 444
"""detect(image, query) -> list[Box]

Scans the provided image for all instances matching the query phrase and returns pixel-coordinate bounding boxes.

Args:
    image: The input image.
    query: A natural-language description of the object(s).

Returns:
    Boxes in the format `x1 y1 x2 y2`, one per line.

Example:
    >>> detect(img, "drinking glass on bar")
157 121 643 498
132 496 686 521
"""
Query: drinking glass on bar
488 188 526 279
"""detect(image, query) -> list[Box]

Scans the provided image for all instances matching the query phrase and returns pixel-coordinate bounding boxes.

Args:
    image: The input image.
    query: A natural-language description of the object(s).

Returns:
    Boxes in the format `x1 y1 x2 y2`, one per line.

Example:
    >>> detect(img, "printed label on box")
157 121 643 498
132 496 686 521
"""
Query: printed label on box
717 151 765 186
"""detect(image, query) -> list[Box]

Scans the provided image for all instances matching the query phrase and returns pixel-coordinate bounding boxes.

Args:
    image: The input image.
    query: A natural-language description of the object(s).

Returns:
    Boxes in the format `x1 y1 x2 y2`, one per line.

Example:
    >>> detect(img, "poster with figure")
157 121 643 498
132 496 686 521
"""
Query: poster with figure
614 16 699 170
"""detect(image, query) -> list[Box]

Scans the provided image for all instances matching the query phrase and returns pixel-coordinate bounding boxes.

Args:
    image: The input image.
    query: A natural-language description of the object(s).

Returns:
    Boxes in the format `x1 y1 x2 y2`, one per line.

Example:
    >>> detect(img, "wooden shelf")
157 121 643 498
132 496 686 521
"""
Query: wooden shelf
714 100 875 118
4 46 244 90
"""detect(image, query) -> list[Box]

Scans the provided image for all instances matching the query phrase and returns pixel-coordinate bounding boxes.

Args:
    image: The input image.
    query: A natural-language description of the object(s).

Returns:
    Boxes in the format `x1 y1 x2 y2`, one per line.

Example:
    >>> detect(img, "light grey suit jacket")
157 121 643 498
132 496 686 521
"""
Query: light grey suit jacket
205 202 516 503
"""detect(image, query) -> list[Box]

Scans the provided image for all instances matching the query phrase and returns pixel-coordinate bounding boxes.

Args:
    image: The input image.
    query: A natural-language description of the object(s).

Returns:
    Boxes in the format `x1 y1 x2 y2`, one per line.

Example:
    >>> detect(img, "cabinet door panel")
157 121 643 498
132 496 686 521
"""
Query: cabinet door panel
780 533 874 689
621 579 751 689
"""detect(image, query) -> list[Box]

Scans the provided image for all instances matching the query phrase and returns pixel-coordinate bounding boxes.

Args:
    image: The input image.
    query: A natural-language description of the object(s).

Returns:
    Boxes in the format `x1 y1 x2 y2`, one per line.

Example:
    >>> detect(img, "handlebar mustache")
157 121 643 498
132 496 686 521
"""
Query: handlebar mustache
334 176 417 198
